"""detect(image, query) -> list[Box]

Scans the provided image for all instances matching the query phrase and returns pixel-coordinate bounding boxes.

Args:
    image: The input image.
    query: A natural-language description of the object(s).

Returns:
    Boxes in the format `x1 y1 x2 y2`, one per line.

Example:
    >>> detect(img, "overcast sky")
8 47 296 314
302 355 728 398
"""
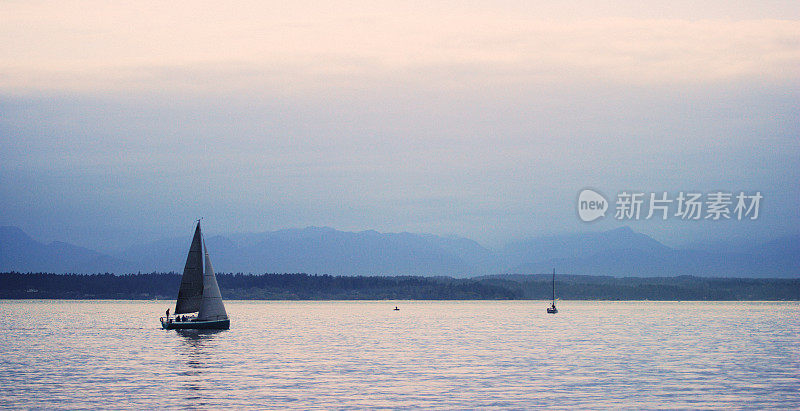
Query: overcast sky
1 1 798 251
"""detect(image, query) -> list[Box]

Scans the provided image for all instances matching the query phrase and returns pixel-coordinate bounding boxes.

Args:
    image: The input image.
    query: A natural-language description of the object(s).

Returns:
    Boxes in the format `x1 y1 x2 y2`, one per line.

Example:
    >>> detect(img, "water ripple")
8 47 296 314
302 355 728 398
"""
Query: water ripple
0 300 798 409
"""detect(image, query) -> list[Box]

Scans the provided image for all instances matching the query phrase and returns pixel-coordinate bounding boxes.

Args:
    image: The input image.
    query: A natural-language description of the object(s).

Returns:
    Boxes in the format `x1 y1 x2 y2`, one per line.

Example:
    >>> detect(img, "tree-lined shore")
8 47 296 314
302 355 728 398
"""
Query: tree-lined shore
1 272 798 300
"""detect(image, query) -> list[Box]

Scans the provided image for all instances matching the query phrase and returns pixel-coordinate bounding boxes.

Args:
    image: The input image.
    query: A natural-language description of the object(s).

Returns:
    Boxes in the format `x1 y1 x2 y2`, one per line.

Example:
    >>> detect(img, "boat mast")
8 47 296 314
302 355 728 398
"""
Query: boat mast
198 218 204 275
552 268 555 305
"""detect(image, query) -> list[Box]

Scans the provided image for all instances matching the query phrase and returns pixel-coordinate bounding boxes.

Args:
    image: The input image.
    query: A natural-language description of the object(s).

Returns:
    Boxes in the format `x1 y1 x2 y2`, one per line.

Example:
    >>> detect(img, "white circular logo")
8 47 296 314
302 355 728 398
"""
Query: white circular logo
578 189 608 222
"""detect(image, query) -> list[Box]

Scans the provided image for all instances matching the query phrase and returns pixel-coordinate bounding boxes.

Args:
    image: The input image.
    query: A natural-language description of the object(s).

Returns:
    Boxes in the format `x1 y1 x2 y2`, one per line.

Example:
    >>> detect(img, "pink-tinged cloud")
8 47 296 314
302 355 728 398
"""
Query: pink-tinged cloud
1 0 798 93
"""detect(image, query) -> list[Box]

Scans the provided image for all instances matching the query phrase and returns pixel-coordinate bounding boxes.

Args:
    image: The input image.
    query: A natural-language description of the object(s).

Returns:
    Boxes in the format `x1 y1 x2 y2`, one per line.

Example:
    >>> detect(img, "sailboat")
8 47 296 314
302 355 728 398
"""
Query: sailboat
546 268 558 314
160 220 230 330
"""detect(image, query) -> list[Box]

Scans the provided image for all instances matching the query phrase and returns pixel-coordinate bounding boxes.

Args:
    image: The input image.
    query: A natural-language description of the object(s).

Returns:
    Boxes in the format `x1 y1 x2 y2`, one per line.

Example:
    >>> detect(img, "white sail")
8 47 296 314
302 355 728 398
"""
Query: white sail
197 239 228 321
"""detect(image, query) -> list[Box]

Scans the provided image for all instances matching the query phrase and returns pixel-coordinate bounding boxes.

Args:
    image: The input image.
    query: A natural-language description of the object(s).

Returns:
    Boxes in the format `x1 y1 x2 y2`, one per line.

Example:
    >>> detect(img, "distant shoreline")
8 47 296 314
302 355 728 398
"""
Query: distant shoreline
2 272 798 301
4 299 797 302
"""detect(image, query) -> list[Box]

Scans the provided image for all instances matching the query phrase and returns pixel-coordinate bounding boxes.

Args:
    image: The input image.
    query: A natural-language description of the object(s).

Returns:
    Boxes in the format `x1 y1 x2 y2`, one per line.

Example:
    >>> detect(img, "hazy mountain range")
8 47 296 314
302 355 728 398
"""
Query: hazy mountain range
0 226 797 277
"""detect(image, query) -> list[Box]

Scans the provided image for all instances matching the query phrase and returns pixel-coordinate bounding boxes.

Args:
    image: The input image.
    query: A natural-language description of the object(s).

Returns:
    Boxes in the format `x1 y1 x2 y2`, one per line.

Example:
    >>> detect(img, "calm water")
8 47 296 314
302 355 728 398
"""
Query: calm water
1 300 798 409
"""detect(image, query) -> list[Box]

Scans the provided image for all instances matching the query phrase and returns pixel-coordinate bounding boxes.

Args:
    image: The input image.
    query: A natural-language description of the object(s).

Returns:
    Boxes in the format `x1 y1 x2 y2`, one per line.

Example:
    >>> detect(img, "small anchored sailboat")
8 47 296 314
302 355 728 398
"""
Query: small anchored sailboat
546 268 558 314
160 220 230 330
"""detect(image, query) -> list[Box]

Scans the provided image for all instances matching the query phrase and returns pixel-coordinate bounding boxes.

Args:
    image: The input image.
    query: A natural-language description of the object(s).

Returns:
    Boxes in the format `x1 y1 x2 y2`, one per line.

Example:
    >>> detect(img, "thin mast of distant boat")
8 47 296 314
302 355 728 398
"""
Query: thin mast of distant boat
547 268 558 314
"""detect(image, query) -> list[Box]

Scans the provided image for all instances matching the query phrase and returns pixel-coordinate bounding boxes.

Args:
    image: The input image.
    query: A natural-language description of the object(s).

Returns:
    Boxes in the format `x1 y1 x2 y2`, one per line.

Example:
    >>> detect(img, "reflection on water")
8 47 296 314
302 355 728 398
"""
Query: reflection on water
174 329 225 402
0 300 798 409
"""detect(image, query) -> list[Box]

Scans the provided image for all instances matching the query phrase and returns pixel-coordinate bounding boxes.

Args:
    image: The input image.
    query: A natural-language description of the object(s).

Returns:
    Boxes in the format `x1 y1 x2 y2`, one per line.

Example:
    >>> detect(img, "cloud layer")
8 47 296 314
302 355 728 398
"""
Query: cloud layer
2 1 799 93
1 1 799 250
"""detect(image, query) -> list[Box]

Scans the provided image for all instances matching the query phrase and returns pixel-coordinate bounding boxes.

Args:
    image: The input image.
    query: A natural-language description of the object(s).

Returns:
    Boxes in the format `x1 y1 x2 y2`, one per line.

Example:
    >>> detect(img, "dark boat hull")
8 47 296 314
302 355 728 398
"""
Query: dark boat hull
161 318 230 330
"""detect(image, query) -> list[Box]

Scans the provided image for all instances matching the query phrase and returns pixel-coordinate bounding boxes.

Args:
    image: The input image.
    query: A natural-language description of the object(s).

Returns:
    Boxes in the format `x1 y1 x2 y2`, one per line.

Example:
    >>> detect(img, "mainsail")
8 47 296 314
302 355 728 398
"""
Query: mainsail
175 222 204 314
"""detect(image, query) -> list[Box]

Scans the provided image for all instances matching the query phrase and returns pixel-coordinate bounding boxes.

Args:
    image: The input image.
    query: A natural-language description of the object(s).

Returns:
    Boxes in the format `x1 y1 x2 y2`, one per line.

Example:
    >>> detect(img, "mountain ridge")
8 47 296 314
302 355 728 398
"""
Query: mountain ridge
0 226 137 273
0 225 797 277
